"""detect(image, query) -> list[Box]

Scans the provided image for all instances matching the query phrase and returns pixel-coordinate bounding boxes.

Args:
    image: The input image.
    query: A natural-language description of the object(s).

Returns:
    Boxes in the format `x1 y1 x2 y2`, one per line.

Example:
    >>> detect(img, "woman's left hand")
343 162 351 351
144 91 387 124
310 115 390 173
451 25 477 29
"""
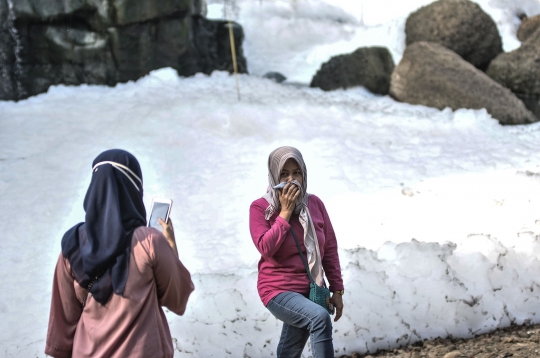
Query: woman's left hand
331 293 344 322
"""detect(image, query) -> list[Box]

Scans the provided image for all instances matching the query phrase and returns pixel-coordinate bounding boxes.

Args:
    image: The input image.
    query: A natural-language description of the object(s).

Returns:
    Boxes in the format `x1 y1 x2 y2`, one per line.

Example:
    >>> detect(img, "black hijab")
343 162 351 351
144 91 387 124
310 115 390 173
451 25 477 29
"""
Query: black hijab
61 149 147 305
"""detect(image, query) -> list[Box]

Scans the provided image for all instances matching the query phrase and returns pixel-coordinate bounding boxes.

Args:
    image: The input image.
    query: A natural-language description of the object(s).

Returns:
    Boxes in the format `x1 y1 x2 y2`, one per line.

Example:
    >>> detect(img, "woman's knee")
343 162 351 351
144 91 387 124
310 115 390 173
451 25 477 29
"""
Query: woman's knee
310 308 332 333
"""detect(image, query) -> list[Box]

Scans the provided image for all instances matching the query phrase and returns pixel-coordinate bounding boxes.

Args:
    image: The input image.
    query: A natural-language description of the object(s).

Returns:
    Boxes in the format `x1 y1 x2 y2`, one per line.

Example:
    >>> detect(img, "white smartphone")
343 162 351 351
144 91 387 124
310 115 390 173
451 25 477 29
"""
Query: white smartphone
147 198 173 232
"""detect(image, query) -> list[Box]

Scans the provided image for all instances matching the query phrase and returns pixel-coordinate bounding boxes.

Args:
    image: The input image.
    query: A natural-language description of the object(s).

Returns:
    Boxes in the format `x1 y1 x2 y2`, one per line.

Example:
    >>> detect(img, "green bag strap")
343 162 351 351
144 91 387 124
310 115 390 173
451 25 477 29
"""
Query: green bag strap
289 226 316 284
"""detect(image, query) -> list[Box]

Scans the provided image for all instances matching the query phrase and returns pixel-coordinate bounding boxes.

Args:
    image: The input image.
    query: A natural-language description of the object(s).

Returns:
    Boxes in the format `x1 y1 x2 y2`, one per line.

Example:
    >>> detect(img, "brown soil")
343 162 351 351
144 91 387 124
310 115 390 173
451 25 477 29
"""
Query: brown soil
340 324 540 358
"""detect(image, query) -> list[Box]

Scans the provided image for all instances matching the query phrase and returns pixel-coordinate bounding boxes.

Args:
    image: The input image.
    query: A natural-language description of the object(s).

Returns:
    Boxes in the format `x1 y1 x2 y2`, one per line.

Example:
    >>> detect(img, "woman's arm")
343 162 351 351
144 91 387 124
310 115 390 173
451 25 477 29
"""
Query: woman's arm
45 254 82 358
317 199 345 321
319 200 344 292
250 184 300 258
249 200 291 259
158 217 178 257
152 232 195 316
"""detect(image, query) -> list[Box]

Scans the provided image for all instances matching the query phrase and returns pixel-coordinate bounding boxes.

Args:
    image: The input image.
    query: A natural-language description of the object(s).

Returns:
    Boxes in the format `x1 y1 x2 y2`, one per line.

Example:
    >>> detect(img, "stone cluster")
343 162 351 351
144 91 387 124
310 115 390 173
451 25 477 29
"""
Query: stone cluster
310 0 540 125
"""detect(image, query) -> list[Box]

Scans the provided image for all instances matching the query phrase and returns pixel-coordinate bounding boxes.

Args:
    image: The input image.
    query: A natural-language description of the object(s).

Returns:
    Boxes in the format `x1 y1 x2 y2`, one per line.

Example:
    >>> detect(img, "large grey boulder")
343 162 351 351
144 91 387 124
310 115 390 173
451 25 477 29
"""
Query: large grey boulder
405 0 502 69
0 0 245 101
487 27 540 119
486 27 540 97
310 47 395 95
390 42 537 125
517 14 540 42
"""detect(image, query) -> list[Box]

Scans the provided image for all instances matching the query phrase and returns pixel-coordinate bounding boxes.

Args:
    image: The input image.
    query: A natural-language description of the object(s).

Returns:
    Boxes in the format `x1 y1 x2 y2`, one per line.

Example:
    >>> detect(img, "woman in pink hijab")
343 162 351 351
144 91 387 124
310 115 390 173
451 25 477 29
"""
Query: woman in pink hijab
249 146 344 358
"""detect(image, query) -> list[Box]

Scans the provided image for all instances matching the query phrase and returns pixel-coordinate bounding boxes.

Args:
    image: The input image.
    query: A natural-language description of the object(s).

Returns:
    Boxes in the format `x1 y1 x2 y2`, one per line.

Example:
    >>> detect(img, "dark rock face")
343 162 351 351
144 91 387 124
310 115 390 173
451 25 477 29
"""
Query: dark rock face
310 47 395 95
486 26 540 118
517 14 540 42
405 0 502 69
390 41 537 125
183 16 247 76
0 0 17 100
0 0 246 101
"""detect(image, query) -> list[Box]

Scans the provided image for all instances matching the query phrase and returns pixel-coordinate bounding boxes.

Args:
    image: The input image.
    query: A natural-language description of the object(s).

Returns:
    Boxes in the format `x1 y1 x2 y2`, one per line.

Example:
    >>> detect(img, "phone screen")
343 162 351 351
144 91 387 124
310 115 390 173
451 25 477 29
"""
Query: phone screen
148 202 171 231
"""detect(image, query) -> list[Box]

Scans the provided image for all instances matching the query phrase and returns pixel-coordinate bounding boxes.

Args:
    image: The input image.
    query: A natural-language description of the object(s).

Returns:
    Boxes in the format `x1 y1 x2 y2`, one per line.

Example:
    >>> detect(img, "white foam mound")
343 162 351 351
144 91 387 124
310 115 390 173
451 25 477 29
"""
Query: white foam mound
2 0 540 355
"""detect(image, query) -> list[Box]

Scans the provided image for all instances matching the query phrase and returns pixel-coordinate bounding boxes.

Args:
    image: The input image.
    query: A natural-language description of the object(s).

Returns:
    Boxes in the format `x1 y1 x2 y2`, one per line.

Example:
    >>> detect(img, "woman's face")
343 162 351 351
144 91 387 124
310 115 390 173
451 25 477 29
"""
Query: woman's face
279 158 303 185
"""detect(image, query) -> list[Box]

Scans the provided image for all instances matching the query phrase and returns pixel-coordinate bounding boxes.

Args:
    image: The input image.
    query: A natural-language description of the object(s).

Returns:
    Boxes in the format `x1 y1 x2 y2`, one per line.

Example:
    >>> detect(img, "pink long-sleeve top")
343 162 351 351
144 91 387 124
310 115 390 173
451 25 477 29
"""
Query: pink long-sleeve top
250 194 344 306
45 226 195 358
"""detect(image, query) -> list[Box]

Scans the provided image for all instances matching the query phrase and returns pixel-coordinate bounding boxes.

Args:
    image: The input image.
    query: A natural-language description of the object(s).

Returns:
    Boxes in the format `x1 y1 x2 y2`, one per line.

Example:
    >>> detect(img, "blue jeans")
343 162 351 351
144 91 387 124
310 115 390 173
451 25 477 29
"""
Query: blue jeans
267 291 334 358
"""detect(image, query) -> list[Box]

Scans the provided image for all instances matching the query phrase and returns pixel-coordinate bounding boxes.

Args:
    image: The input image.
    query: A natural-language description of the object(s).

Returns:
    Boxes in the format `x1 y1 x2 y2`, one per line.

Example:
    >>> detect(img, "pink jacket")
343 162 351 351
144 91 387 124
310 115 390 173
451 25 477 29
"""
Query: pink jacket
250 195 344 306
45 226 194 358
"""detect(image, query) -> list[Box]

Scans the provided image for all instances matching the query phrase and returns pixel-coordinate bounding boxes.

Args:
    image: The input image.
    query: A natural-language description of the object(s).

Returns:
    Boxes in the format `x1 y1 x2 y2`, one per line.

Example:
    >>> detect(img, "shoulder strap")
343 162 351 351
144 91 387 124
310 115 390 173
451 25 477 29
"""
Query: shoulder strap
290 226 315 284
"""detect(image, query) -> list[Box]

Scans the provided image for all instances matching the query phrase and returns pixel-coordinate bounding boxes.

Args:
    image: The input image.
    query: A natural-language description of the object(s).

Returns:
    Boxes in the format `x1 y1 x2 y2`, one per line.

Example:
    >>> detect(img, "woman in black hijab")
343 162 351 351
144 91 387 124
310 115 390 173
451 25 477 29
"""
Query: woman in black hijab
45 149 194 358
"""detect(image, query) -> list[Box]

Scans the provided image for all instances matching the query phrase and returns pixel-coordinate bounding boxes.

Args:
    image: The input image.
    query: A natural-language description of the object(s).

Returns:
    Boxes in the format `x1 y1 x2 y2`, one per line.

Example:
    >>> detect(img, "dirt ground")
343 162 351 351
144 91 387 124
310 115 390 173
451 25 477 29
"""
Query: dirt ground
340 324 540 358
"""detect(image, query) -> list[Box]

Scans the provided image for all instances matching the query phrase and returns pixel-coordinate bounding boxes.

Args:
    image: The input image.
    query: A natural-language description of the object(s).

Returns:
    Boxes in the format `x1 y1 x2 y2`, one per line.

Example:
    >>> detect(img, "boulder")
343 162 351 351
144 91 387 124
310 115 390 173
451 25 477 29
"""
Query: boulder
390 41 537 125
487 27 540 98
0 0 246 101
515 94 540 119
405 0 502 69
487 27 540 119
263 72 287 83
310 46 395 95
517 14 540 42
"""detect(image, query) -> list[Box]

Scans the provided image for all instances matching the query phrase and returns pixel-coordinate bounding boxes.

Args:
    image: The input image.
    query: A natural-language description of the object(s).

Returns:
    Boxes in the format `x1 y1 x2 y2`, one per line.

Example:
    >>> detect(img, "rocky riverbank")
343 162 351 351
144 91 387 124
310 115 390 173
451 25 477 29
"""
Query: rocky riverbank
341 324 540 358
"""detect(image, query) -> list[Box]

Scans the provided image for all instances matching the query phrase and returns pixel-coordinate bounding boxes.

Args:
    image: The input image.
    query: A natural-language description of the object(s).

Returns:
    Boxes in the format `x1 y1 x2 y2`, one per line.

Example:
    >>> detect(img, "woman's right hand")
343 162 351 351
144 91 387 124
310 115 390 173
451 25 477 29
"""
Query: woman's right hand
159 218 179 257
278 182 300 222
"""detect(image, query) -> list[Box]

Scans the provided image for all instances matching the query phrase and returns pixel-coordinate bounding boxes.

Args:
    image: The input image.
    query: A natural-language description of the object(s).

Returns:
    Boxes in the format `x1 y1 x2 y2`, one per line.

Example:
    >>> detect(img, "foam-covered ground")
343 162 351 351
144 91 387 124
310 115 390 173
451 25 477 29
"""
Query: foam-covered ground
2 0 540 356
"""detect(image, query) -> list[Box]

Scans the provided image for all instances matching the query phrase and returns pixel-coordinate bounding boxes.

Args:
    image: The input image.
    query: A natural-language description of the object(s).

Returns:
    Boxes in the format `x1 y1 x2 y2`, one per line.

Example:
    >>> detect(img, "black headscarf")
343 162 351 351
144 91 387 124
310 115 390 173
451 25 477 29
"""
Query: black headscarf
61 149 147 305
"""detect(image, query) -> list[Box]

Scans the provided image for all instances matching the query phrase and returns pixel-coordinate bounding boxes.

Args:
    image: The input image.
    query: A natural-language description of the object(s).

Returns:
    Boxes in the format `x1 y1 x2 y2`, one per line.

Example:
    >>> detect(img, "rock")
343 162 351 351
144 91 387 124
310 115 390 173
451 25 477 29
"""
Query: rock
486 26 540 117
389 41 537 125
263 71 287 83
516 94 540 119
113 0 191 26
0 0 247 101
0 0 17 100
181 16 247 76
192 0 207 16
310 46 395 95
9 0 191 28
349 324 540 358
517 14 540 42
405 0 502 69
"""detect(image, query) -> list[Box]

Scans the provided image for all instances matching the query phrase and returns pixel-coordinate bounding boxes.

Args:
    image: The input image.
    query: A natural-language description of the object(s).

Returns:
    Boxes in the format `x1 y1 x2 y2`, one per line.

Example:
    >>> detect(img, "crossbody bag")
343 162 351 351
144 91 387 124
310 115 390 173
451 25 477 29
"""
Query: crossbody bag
290 226 334 315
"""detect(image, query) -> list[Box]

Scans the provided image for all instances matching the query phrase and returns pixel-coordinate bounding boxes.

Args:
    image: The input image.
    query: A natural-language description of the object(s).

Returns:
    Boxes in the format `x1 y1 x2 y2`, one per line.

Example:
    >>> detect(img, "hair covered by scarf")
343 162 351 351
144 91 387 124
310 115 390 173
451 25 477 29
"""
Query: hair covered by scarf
61 149 147 305
262 146 324 286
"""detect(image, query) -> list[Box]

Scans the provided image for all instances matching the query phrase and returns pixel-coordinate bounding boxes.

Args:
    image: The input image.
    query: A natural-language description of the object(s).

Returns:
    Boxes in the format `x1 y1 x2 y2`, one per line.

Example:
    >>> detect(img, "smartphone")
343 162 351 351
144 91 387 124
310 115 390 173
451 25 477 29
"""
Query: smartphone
147 198 173 232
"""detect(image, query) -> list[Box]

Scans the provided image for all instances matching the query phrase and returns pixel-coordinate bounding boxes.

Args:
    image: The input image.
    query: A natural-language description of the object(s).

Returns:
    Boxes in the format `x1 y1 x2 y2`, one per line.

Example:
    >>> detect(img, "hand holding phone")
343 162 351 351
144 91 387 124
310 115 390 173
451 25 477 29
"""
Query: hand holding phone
148 198 173 232
158 217 178 257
